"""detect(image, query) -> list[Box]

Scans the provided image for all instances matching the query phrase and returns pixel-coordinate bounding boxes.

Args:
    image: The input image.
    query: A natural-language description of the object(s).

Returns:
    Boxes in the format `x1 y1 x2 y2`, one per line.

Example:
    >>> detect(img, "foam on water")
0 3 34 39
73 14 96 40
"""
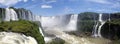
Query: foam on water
0 32 38 44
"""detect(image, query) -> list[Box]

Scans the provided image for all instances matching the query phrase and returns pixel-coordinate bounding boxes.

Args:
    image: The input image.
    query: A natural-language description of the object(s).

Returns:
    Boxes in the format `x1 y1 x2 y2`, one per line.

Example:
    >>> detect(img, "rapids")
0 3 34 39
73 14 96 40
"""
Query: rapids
0 32 38 44
45 27 110 44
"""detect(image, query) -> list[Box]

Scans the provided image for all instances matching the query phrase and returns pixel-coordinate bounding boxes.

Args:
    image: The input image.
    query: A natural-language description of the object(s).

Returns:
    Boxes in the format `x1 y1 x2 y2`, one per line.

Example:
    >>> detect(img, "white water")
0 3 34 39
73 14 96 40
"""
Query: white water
5 8 11 21
93 22 99 37
41 14 78 31
45 27 91 44
65 14 78 31
41 16 62 28
41 15 70 31
33 15 44 37
97 14 106 37
28 11 33 21
5 8 18 21
41 14 79 43
10 9 18 21
44 37 55 43
0 32 37 44
41 14 99 44
39 27 44 37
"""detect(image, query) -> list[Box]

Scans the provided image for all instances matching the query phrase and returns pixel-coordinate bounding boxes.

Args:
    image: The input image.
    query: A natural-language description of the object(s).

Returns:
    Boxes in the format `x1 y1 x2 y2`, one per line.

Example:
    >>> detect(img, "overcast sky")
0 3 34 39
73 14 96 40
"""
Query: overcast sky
0 0 120 16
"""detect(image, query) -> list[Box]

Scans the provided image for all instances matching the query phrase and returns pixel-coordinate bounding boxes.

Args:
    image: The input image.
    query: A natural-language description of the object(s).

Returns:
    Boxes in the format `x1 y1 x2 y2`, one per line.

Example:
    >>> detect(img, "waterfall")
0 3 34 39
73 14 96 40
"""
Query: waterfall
40 14 77 31
4 8 11 21
4 8 18 21
10 9 18 21
65 14 78 31
93 22 99 37
4 8 45 37
40 15 70 30
21 9 26 19
33 15 44 37
39 27 44 37
93 14 106 37
97 14 106 37
40 14 79 43
0 32 38 44
27 11 33 21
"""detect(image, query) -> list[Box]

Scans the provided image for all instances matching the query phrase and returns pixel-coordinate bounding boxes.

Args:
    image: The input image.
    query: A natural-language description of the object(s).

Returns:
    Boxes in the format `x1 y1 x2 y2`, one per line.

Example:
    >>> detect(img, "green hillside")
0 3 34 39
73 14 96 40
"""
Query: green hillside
0 20 45 44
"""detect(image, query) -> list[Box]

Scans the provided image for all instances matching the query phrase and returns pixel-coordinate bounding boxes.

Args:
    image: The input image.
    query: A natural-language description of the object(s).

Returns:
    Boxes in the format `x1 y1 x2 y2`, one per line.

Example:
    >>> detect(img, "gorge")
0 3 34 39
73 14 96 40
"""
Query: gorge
0 7 120 44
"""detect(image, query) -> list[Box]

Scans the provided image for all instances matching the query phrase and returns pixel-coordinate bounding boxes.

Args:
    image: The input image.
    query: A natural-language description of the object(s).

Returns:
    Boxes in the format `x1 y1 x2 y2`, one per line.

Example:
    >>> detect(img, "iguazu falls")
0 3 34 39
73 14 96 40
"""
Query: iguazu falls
0 0 120 44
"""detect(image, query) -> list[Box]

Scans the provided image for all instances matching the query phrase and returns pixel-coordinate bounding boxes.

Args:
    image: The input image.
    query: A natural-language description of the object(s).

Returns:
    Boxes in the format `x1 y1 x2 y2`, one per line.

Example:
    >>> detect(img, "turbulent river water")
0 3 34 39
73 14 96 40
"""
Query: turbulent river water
45 27 110 44
0 32 38 44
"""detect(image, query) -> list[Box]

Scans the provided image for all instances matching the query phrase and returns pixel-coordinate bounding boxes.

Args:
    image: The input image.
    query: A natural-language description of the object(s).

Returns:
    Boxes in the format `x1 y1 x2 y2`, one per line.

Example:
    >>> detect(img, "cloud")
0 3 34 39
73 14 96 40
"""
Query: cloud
41 5 52 8
42 0 56 4
40 0 56 9
86 0 120 8
86 0 111 4
46 0 56 3
0 0 28 7
86 8 119 13
111 2 120 8
23 0 28 2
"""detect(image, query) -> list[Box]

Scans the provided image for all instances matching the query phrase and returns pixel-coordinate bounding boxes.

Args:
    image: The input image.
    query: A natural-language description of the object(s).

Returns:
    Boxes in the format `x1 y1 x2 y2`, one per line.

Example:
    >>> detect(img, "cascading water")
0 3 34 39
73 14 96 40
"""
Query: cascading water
41 14 79 43
4 8 18 21
39 27 44 37
93 22 99 37
3 8 45 37
0 32 38 44
10 9 18 21
21 9 26 20
27 11 33 21
4 8 11 21
97 14 106 37
33 15 44 37
65 14 78 31
40 15 71 31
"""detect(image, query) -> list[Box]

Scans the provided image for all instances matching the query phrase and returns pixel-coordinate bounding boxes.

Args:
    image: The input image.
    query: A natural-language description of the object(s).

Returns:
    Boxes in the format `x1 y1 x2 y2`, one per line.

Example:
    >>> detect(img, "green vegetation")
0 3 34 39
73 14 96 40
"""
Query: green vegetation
0 20 45 44
77 12 99 34
101 19 120 44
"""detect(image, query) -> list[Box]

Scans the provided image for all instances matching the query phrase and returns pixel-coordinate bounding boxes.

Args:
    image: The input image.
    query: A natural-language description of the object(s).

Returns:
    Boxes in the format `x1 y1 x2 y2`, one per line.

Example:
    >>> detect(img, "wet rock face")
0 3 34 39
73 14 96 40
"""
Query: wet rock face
101 13 120 40
101 23 115 40
101 22 120 40
77 12 99 34
102 13 110 21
